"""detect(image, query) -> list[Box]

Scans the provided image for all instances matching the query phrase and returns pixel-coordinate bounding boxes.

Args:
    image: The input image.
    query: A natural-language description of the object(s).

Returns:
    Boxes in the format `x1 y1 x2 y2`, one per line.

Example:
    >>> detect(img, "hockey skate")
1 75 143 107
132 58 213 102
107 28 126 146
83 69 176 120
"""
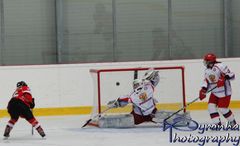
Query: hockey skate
3 125 12 139
36 126 46 138
227 119 238 128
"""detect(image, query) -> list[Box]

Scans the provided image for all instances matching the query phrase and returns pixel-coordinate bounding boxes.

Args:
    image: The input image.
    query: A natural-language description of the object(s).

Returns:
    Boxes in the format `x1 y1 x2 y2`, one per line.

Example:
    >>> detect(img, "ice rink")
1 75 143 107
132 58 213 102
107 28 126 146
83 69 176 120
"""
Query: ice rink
0 110 239 146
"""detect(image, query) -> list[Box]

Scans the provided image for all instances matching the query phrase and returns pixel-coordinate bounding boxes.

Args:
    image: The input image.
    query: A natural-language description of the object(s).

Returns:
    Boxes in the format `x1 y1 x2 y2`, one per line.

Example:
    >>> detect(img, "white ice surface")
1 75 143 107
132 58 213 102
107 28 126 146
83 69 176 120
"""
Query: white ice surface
0 110 239 146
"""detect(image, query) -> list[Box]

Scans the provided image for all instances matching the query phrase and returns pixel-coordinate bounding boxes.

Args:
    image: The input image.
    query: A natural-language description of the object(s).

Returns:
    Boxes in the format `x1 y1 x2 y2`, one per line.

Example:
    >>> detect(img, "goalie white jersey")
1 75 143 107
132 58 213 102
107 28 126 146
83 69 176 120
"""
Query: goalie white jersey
201 62 235 98
119 82 156 116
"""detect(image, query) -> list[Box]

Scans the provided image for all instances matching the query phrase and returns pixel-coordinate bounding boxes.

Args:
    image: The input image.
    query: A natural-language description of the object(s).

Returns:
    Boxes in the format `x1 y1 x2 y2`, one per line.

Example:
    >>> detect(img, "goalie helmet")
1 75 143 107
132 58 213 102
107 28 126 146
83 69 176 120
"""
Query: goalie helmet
203 53 217 67
16 81 27 88
132 79 142 89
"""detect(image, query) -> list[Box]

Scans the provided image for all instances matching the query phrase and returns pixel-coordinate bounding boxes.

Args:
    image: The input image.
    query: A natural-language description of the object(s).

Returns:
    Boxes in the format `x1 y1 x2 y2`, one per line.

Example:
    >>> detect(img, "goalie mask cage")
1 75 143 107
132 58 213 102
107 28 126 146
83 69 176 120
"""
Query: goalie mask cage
90 66 186 116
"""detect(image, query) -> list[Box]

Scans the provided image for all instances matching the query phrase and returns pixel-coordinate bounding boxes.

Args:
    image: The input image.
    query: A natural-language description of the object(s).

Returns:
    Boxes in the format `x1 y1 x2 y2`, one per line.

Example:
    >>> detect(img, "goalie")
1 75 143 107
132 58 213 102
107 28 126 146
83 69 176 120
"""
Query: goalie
107 69 159 125
98 68 182 128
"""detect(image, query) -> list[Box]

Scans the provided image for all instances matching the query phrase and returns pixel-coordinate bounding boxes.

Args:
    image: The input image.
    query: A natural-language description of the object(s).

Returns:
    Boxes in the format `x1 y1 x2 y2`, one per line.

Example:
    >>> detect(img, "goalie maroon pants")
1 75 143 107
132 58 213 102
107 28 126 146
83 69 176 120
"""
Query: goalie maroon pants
131 108 157 125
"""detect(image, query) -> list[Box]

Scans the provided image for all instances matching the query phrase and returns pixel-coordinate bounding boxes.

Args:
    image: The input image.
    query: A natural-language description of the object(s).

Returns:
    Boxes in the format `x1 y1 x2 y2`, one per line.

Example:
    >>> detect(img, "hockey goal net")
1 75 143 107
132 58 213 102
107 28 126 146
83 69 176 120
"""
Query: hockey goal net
90 66 186 116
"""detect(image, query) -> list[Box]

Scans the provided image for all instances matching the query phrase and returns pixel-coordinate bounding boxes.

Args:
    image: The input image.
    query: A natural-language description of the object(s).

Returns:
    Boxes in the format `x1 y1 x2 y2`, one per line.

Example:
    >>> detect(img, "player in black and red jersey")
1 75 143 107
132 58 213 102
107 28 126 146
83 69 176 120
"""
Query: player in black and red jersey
3 81 46 139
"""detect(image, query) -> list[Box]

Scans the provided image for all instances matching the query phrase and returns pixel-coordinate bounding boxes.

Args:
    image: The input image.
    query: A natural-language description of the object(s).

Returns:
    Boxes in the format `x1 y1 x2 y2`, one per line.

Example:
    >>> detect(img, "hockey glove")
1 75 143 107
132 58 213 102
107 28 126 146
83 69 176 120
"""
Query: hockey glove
29 98 35 109
199 88 207 100
225 75 230 80
107 99 120 108
217 76 225 87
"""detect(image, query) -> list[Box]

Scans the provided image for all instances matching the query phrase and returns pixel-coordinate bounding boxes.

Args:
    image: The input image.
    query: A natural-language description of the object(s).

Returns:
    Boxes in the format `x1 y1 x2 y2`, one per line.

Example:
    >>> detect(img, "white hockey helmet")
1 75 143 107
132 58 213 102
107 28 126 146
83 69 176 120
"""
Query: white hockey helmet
143 68 159 81
132 79 143 89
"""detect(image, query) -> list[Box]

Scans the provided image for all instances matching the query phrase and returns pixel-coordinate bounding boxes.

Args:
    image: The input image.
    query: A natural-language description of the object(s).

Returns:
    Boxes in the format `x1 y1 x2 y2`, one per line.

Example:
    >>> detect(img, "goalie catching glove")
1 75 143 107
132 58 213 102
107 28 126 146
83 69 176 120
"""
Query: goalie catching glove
142 68 160 87
143 68 159 81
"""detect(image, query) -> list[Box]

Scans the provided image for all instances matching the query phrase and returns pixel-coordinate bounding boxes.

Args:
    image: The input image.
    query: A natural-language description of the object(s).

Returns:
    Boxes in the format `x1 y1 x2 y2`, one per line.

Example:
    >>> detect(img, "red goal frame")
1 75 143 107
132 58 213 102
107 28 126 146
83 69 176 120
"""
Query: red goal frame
90 66 186 114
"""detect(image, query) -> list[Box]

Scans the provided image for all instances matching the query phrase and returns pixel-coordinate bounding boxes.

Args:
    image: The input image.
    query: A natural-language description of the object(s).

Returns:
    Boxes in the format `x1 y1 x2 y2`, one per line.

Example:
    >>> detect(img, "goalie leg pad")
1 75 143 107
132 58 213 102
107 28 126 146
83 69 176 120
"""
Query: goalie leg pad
98 114 134 128
153 110 191 126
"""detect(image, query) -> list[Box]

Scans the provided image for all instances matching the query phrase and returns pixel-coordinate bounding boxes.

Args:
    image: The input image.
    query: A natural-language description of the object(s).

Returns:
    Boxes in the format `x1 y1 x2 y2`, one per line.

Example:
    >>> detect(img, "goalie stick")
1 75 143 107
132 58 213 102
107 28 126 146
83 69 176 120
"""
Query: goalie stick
163 86 217 130
82 107 112 128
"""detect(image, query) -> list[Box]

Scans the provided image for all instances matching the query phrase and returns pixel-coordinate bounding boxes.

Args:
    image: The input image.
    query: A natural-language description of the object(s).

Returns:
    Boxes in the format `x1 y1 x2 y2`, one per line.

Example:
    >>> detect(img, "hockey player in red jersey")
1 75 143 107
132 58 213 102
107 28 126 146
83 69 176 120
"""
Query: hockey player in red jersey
107 69 160 125
199 53 237 126
3 81 46 138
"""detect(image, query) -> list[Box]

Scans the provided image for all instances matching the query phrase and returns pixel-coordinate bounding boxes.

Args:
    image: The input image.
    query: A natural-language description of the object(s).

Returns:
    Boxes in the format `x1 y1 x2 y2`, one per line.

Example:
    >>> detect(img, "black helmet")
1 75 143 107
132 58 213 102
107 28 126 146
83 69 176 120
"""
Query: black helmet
16 81 27 87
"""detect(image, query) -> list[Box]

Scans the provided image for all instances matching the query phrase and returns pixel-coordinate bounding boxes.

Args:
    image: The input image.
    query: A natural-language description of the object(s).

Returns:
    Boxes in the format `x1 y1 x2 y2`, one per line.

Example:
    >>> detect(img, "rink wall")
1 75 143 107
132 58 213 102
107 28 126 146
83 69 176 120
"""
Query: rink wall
0 58 239 117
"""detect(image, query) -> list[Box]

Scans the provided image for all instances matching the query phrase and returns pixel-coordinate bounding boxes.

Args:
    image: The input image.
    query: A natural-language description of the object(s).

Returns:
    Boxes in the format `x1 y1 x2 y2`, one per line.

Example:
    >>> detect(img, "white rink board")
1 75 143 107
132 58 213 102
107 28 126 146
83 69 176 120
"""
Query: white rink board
0 58 239 109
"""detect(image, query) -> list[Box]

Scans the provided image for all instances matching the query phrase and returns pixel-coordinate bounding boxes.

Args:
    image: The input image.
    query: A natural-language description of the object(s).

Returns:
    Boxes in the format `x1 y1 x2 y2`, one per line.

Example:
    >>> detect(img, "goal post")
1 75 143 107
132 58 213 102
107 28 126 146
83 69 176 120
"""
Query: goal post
90 66 186 116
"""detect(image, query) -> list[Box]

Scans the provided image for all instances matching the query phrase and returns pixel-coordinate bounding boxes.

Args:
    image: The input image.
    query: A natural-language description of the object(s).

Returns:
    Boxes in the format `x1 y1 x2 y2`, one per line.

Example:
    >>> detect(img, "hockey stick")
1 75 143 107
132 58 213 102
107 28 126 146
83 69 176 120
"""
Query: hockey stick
31 126 34 135
163 86 217 130
82 107 112 128
32 125 34 135
30 109 34 135
163 97 198 122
